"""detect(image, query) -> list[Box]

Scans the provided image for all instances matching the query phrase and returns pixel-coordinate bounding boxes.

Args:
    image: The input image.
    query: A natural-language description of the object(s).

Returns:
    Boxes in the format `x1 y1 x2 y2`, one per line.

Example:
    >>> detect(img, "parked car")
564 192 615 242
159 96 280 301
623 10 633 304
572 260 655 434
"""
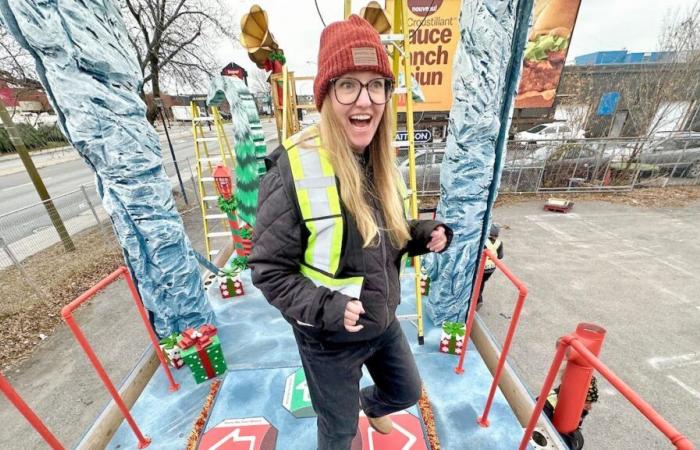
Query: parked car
398 148 444 193
638 136 700 178
515 122 585 143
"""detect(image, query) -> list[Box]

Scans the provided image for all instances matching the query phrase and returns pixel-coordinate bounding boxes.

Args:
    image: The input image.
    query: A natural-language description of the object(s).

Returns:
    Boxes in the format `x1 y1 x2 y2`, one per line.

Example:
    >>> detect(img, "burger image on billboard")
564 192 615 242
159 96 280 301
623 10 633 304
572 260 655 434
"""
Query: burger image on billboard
515 0 581 109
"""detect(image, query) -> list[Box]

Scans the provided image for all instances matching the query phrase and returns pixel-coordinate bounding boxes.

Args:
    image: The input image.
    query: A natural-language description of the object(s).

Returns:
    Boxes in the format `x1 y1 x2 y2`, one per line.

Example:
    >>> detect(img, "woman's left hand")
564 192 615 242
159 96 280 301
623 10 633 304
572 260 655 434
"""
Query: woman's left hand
427 226 448 253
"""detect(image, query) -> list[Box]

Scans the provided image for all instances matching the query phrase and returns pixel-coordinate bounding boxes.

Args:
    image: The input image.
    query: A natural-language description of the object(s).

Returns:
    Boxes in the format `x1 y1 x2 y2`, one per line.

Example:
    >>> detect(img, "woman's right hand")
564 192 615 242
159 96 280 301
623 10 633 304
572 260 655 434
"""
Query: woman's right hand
344 299 365 332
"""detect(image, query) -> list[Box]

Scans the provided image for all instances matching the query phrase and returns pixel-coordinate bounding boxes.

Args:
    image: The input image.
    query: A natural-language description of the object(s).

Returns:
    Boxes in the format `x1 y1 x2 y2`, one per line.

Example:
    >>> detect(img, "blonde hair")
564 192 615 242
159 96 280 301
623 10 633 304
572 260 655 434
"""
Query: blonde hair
318 97 410 249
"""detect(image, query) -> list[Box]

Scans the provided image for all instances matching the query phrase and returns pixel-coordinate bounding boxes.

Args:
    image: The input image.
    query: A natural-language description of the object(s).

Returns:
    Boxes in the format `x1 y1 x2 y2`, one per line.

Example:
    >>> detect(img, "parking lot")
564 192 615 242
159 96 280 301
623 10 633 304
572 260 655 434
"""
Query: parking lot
480 197 700 449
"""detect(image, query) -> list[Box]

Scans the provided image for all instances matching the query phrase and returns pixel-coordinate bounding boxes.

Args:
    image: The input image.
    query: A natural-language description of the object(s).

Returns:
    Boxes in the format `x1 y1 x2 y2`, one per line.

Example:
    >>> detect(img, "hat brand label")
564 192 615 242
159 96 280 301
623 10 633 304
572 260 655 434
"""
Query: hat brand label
352 47 378 66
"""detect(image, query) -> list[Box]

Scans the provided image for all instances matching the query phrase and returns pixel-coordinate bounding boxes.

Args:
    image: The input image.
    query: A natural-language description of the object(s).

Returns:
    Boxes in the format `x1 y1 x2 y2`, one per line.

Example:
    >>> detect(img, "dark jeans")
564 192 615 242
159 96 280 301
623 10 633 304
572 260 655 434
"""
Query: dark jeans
478 270 494 305
292 318 422 450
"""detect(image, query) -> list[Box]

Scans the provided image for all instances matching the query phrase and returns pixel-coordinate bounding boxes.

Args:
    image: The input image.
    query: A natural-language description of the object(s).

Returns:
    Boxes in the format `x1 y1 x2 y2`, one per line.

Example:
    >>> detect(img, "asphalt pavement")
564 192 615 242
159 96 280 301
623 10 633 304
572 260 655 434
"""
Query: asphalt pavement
480 199 700 449
0 120 279 246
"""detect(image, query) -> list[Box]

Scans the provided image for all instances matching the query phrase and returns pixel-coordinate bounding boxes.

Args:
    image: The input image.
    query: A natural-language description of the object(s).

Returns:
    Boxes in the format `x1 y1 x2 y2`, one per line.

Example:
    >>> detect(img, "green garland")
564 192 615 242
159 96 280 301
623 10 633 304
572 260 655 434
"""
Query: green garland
217 196 238 214
238 227 253 240
230 256 248 272
269 51 286 65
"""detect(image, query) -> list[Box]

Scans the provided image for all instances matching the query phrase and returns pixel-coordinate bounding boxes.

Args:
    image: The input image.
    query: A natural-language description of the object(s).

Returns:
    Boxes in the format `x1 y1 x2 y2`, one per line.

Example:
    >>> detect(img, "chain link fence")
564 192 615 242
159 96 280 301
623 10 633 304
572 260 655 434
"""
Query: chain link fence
403 136 700 197
0 183 112 270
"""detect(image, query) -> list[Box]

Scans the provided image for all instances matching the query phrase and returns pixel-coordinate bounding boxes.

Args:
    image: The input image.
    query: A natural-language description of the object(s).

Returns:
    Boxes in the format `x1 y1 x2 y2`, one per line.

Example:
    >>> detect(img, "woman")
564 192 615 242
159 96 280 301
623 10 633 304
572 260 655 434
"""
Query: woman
249 15 452 450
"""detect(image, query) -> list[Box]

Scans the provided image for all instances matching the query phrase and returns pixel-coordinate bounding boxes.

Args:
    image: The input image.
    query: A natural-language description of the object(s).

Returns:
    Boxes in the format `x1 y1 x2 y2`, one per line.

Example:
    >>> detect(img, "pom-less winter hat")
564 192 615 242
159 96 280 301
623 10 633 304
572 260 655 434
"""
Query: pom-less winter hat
313 14 394 111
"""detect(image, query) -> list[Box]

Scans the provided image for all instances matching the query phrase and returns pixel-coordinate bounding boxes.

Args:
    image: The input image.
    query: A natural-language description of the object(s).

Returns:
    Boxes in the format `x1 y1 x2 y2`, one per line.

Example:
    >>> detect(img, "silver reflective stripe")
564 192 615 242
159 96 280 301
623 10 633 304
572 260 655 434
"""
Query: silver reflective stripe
295 175 335 190
337 283 362 298
299 146 323 175
305 276 363 299
312 218 336 270
308 187 332 218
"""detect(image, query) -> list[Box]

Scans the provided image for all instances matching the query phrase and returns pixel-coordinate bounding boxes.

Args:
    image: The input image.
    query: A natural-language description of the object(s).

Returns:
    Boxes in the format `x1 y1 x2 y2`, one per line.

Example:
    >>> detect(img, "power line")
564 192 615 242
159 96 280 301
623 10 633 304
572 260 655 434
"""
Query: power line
314 0 327 27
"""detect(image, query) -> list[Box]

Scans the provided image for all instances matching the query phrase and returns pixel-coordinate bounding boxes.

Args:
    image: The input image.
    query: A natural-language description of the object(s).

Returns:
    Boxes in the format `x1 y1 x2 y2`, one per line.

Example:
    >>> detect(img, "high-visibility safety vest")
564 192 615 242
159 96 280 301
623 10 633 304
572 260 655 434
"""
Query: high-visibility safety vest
283 126 410 300
484 238 502 271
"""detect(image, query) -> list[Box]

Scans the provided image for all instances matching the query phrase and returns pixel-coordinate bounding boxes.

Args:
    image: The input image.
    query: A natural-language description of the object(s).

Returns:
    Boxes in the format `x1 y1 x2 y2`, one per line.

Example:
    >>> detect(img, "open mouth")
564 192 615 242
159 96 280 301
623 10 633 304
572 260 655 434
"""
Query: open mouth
349 114 372 129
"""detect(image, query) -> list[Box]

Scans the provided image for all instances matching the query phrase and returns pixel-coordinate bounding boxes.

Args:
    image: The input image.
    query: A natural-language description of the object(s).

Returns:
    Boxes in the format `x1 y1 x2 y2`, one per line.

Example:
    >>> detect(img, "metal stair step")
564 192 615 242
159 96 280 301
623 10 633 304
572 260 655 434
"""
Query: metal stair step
203 195 219 202
199 157 223 163
201 177 215 182
196 137 219 143
380 34 405 44
207 232 231 238
192 117 215 121
205 213 228 220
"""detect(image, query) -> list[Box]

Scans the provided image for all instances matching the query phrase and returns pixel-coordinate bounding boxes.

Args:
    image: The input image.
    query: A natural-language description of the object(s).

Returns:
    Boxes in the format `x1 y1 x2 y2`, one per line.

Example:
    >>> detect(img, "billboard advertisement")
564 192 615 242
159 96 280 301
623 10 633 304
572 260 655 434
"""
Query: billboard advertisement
399 0 461 112
514 0 582 109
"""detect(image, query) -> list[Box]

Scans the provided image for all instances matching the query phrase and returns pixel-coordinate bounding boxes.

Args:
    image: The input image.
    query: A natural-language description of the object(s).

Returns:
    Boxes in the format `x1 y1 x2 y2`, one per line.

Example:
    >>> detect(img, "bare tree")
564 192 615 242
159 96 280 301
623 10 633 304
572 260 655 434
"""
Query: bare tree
0 22 37 87
249 68 271 96
622 3 700 138
122 0 236 122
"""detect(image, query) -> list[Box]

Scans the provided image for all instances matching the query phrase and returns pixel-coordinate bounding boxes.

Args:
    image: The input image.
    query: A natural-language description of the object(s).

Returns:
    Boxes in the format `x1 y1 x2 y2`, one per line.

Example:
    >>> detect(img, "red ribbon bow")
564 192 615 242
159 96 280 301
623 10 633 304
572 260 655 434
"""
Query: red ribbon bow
178 324 219 380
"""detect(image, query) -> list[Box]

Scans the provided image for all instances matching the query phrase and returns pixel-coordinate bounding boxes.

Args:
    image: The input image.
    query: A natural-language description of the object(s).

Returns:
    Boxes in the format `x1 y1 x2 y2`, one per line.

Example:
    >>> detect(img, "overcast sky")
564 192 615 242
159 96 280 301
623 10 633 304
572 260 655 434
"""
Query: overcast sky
213 0 699 94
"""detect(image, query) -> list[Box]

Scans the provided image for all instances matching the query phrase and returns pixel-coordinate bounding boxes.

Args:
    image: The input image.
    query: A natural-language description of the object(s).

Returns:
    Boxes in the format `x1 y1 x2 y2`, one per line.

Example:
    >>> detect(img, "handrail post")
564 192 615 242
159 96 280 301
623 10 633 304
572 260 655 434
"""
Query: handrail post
553 323 606 433
60 266 185 449
478 286 528 427
519 336 571 450
120 267 180 393
454 249 488 374
0 374 65 450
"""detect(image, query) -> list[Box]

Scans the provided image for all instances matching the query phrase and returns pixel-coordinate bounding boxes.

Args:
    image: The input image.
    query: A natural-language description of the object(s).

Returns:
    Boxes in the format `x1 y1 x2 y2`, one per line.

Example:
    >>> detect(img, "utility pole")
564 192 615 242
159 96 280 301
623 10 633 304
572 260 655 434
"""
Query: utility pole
0 102 75 251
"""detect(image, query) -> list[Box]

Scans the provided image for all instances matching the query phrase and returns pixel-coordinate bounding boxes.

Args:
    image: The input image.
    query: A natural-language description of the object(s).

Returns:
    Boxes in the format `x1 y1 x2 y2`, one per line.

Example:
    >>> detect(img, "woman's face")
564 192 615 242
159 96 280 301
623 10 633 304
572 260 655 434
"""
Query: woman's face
329 71 389 153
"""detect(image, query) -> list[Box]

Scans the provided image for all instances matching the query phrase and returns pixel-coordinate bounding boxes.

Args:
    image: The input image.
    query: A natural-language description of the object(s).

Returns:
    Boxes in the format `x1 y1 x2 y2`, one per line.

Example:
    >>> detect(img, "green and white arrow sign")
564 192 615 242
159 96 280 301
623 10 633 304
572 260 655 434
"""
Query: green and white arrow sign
282 367 315 418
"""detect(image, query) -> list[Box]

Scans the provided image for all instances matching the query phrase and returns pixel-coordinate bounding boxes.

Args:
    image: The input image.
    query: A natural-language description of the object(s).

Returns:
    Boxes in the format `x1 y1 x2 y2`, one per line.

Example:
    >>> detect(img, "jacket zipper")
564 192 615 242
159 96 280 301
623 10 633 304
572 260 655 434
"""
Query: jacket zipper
372 201 390 331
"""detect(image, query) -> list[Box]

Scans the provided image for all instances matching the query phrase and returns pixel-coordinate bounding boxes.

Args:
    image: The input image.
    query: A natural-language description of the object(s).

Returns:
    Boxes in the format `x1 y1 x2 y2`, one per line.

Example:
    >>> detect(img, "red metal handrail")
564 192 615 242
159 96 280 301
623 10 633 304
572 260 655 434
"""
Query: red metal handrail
454 248 528 428
520 334 695 450
61 266 181 449
0 373 64 449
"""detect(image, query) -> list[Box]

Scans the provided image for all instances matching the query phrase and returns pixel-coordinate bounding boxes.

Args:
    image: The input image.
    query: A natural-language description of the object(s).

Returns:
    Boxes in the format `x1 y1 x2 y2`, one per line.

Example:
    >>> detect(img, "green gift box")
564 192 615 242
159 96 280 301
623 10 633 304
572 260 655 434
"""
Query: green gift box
178 326 227 384
439 321 466 355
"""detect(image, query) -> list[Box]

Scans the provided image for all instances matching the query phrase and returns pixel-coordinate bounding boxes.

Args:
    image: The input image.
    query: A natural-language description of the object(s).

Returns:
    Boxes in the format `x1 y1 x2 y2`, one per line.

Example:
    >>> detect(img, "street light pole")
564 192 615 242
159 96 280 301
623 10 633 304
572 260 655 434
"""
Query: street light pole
155 99 188 205
0 102 75 252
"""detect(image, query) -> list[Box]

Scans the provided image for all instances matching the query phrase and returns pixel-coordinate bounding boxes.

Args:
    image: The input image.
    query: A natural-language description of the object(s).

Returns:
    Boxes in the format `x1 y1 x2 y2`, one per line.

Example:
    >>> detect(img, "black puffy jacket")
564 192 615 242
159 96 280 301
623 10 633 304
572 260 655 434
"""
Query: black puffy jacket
249 145 452 343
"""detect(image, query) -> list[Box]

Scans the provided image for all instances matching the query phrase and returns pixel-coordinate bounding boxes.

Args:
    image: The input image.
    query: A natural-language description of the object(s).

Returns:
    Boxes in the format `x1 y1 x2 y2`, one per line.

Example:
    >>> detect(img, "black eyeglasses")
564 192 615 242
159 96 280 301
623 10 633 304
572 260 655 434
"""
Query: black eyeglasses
330 77 394 105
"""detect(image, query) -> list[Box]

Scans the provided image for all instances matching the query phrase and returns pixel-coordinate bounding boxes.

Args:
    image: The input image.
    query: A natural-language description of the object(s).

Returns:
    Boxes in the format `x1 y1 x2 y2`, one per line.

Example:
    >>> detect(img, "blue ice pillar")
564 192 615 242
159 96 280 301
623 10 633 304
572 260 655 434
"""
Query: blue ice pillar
0 1 214 336
423 0 534 324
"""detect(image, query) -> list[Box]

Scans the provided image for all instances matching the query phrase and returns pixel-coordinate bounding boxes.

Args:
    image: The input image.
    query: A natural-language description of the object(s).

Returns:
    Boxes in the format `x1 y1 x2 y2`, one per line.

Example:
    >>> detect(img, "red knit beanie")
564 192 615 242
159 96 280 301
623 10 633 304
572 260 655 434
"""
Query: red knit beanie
314 15 394 111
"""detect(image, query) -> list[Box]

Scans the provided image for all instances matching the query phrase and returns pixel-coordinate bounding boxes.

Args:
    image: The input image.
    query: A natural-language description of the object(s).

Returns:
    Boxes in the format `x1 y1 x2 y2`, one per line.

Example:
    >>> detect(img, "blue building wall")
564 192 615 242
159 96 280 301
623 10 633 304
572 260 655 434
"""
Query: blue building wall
575 50 675 65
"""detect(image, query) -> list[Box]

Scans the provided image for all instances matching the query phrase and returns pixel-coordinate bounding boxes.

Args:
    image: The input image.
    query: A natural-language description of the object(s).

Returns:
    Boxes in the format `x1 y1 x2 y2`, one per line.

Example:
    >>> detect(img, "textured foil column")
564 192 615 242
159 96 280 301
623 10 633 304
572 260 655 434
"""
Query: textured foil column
423 0 534 324
0 0 214 336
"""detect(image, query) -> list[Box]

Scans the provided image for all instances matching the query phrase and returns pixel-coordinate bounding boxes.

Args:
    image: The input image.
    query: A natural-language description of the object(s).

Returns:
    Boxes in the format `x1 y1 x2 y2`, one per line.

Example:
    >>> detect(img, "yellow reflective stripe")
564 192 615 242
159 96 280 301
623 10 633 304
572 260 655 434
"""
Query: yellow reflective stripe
287 131 345 276
301 265 363 288
288 146 305 184
304 218 317 266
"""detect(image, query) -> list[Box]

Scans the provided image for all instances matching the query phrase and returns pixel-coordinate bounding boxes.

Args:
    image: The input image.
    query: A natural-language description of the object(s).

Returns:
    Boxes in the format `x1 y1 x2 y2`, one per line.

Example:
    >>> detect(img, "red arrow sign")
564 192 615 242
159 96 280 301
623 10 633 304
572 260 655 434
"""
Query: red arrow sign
351 411 428 450
198 417 278 450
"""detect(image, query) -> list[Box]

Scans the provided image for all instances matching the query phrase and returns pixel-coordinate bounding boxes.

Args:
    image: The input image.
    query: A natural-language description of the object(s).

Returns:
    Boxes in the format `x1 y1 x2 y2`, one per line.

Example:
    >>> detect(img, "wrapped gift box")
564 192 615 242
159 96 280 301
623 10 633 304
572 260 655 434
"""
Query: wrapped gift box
439 321 466 355
219 276 244 298
159 333 184 369
178 324 227 384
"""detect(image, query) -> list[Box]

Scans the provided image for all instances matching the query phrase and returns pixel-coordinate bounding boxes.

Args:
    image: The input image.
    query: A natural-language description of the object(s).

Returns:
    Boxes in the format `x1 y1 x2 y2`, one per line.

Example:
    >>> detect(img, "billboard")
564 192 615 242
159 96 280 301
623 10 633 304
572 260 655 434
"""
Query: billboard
514 0 582 109
399 0 461 112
